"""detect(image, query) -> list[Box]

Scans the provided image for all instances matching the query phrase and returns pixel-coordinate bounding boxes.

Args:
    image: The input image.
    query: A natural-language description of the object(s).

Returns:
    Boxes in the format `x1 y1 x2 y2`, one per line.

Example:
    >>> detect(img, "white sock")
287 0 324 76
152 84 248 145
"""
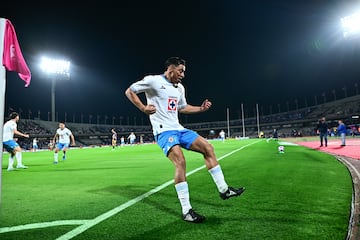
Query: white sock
175 182 192 214
209 165 228 193
16 152 23 166
8 156 14 169
54 153 58 162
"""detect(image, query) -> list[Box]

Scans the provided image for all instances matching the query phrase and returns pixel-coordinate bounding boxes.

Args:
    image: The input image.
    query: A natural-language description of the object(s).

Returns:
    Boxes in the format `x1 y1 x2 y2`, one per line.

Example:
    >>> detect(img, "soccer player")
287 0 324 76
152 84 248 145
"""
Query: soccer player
3 112 29 171
125 57 245 223
127 132 136 145
219 130 226 142
120 136 125 147
111 128 117 149
53 122 75 164
32 138 39 152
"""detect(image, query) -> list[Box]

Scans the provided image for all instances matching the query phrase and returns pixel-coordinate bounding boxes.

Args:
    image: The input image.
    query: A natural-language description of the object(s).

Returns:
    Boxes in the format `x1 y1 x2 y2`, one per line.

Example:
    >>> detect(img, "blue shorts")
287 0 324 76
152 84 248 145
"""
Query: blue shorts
3 140 19 153
156 129 199 156
57 143 69 150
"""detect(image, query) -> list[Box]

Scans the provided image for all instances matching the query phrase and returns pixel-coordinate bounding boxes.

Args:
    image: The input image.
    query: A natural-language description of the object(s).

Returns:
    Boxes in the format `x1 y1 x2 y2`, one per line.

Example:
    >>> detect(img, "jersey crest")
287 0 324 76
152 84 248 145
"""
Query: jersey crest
167 97 177 111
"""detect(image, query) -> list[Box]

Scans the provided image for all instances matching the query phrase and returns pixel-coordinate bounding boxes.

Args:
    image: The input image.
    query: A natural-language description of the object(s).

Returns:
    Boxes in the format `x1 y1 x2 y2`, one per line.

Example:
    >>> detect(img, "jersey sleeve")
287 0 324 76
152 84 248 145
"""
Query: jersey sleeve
178 84 187 110
129 75 155 94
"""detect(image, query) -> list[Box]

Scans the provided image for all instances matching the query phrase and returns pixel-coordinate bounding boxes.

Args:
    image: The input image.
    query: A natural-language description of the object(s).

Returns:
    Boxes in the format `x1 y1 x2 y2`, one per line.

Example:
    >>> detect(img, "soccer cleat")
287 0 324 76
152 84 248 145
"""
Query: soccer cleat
62 155 66 160
7 167 16 171
182 209 205 223
53 161 58 164
220 186 246 200
16 165 28 169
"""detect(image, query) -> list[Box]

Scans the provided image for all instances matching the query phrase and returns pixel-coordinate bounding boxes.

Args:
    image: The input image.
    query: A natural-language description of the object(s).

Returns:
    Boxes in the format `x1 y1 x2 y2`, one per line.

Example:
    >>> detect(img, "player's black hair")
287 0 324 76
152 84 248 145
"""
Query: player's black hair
164 57 186 70
9 112 19 119
59 121 65 124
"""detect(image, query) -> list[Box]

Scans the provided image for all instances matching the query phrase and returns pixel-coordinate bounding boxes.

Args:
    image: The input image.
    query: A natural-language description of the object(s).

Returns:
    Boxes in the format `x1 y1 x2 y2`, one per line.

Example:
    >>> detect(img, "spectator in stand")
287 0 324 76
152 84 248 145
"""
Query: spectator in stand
316 117 328 147
337 120 347 147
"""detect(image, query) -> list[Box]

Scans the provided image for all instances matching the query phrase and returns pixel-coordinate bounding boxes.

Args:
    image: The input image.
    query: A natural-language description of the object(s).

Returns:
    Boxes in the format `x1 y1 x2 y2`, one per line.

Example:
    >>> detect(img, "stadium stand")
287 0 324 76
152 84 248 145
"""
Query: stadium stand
9 95 360 149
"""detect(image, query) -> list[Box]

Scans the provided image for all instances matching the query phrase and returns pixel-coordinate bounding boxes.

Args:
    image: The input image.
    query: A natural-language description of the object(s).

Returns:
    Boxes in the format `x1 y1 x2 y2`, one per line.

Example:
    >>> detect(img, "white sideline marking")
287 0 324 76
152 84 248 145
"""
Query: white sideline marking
0 141 260 238
0 220 90 233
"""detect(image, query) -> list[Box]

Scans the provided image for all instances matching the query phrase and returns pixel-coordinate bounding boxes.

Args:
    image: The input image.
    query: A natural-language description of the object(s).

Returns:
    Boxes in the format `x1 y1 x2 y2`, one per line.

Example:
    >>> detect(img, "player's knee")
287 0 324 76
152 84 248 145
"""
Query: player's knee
202 143 214 156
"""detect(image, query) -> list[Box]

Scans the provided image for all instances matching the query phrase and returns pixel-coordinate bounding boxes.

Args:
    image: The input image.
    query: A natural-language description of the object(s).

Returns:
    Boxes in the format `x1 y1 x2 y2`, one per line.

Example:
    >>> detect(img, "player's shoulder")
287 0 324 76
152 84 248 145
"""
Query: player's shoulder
143 74 164 82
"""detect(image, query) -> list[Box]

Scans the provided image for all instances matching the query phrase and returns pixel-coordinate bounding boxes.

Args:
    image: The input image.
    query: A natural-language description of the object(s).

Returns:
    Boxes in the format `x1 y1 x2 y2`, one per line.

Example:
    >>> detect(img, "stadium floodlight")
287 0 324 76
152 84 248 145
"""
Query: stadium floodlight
40 56 71 122
341 11 360 38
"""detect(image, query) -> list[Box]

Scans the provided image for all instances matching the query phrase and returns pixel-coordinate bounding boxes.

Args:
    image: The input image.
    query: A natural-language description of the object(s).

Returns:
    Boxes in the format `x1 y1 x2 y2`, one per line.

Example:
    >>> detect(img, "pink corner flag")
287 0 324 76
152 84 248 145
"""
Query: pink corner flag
2 19 31 87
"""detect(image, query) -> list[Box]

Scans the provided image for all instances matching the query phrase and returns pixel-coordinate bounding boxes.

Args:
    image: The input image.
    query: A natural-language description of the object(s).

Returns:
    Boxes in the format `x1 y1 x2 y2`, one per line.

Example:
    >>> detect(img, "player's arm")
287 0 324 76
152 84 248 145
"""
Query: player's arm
53 133 58 143
179 99 212 114
125 88 156 115
70 134 75 146
14 129 29 138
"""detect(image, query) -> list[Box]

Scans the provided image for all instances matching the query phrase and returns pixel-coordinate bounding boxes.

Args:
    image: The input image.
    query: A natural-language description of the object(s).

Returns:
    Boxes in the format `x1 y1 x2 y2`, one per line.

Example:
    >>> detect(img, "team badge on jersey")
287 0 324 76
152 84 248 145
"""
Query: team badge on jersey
168 98 177 111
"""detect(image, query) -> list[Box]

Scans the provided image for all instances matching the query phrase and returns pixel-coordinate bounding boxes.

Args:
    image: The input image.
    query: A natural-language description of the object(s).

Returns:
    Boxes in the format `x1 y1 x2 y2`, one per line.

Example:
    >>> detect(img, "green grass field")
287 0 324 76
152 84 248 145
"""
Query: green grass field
0 139 353 240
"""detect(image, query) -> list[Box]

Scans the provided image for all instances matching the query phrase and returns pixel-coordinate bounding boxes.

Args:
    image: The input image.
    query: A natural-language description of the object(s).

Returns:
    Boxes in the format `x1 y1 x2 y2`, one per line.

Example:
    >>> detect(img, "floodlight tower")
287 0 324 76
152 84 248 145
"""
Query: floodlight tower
40 57 71 121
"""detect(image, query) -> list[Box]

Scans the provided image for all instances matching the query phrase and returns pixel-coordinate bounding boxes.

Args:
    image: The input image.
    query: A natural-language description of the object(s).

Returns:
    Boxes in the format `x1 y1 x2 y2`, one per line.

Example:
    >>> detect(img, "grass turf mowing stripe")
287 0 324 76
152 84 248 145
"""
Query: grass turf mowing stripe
56 140 261 240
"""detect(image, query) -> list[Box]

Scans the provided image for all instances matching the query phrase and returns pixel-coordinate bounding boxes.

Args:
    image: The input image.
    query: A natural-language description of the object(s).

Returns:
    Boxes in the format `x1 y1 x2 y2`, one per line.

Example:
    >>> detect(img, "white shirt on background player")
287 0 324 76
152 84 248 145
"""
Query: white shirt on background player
56 128 73 144
130 75 187 135
3 120 16 142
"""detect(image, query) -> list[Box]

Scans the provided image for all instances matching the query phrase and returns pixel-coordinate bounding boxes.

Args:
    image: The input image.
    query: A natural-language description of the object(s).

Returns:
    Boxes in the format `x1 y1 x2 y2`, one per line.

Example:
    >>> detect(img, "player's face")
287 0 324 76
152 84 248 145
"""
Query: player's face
59 123 65 129
169 64 185 83
15 116 19 122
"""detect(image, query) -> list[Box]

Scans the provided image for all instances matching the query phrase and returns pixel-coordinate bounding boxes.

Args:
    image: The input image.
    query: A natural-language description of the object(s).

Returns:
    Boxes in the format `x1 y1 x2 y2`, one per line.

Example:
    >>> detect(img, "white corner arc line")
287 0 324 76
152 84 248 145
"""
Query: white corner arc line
56 140 260 240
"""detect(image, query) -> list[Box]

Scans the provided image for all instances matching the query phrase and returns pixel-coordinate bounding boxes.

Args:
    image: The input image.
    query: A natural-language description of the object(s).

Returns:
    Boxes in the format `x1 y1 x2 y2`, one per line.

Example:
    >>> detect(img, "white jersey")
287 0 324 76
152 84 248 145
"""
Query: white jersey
130 74 187 135
219 131 225 138
33 139 38 145
3 120 17 142
128 134 136 141
56 127 72 144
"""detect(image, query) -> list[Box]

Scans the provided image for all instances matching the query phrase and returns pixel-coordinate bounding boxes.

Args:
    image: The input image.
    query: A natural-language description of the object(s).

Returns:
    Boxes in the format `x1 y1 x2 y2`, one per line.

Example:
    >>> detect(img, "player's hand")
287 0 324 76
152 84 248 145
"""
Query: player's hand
200 99 212 112
24 134 30 138
143 104 156 115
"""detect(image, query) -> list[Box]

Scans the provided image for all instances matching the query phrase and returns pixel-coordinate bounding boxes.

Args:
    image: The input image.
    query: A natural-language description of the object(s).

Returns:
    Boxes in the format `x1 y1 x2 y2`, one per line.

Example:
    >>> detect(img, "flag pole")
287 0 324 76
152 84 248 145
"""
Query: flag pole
226 107 230 138
0 18 6 204
241 103 245 138
256 103 260 137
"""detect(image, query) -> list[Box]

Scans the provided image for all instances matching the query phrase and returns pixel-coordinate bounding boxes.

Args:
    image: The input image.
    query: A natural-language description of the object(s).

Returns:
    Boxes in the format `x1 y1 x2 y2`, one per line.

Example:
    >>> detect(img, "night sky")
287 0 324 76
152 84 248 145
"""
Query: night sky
2 0 360 124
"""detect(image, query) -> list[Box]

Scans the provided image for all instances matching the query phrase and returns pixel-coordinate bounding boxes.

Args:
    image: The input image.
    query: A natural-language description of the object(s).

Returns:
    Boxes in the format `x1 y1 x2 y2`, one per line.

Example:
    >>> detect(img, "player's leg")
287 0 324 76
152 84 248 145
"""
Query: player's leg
54 144 61 164
167 146 204 223
189 134 245 200
4 142 16 171
62 145 69 160
157 131 204 223
14 146 28 169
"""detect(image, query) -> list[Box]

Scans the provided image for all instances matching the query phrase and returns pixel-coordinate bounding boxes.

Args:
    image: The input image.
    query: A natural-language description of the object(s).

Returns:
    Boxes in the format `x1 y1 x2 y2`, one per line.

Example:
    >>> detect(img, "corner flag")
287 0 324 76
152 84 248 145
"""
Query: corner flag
0 18 32 205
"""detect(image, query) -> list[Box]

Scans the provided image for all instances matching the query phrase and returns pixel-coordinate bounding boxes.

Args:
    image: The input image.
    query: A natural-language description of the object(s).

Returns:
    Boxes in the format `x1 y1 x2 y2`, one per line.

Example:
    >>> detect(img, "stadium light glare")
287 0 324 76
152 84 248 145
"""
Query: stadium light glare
40 56 71 121
341 11 360 38
40 57 70 77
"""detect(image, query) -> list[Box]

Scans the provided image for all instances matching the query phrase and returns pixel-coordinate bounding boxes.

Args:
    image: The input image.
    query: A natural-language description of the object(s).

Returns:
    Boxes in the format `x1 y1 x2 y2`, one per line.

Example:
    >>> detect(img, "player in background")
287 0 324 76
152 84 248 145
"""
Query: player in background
120 136 125 147
32 138 39 152
3 112 29 171
128 132 136 145
111 128 117 150
219 130 226 142
125 57 245 223
53 122 75 164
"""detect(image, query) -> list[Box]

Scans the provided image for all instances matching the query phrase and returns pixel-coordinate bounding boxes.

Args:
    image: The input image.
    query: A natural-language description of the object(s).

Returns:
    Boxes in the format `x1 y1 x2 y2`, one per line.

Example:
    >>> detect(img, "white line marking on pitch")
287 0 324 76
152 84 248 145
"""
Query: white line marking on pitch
0 141 260 238
0 220 91 233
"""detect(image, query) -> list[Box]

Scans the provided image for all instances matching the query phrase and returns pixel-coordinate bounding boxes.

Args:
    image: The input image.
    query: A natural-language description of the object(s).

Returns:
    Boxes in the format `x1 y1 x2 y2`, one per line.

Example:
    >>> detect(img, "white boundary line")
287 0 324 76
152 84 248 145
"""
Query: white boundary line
0 220 90 233
55 140 260 240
